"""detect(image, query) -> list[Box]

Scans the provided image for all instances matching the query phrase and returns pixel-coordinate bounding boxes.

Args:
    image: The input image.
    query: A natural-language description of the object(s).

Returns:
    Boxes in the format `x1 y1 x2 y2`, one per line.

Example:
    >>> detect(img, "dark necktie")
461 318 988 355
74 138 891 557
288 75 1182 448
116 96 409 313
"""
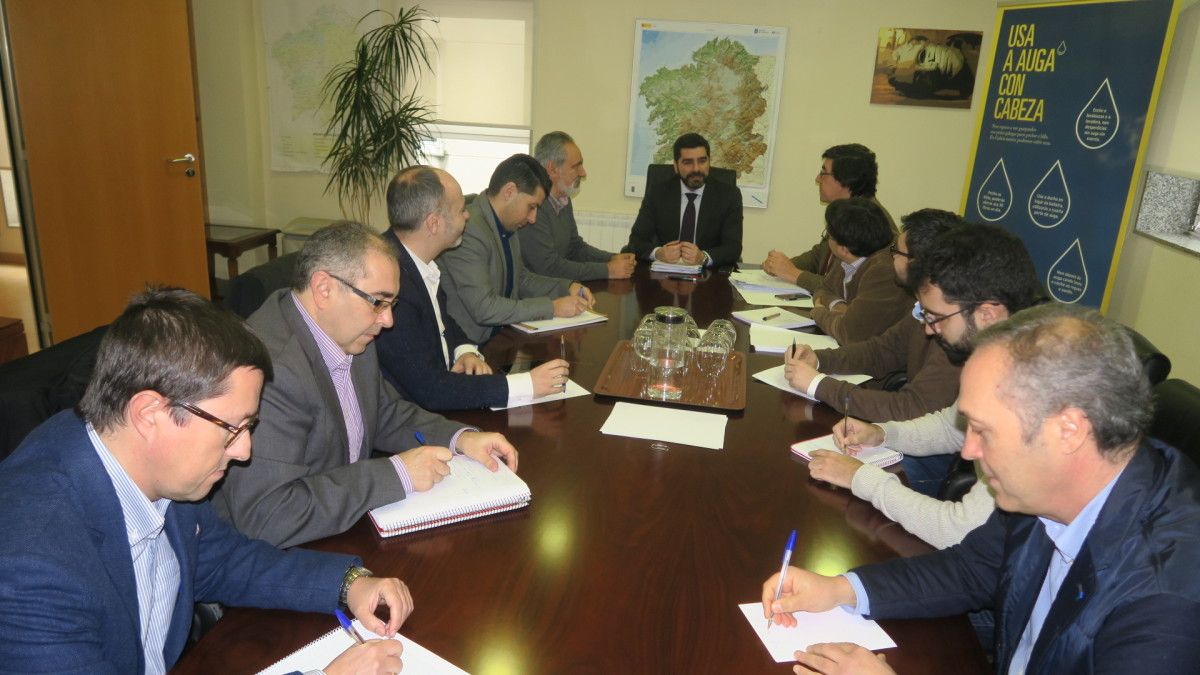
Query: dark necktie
680 193 697 243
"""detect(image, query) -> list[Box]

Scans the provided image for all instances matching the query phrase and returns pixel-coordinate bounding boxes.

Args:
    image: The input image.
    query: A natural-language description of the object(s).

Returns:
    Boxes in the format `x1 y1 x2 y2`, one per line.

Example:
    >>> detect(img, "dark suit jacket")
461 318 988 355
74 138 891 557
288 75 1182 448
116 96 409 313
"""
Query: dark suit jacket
376 230 508 410
211 289 464 548
854 439 1200 673
0 411 354 673
623 175 743 267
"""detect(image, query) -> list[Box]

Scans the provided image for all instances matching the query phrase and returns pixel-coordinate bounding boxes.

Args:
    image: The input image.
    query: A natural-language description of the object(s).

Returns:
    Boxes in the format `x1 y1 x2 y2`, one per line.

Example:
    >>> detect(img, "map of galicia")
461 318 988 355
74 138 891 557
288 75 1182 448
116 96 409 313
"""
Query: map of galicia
626 20 787 207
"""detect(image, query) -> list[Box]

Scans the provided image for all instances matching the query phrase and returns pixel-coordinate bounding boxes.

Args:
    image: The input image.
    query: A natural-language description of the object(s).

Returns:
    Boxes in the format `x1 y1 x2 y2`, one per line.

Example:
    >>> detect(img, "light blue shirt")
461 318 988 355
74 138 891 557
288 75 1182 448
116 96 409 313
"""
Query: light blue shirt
87 423 180 675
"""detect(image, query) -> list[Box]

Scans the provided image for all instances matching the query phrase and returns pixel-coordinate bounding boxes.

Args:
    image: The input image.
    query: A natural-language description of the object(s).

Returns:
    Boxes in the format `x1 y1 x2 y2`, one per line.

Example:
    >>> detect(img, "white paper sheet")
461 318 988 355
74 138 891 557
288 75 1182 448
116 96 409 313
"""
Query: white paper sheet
730 269 811 294
489 378 590 410
737 603 896 663
735 288 815 308
752 364 871 402
731 307 816 330
599 401 728 450
511 310 607 333
258 620 467 674
749 324 839 354
789 434 903 468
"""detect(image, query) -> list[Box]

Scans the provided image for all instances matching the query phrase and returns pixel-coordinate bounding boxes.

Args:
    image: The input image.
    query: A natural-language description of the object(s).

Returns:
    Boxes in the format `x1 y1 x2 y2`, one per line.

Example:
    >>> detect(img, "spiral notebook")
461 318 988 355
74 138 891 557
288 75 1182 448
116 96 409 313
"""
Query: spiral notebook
368 456 531 537
256 619 467 674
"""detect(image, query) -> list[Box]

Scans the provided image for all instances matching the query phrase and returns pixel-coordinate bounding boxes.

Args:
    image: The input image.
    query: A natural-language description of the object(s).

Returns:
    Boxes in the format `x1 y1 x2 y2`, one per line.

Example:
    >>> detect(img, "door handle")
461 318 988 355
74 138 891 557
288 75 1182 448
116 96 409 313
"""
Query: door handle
169 153 196 164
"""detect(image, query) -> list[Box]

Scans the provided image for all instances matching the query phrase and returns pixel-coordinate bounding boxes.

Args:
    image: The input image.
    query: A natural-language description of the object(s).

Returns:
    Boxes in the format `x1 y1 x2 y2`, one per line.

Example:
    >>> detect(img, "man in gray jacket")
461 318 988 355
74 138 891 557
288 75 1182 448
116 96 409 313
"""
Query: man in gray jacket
519 131 635 281
440 153 593 344
212 222 518 548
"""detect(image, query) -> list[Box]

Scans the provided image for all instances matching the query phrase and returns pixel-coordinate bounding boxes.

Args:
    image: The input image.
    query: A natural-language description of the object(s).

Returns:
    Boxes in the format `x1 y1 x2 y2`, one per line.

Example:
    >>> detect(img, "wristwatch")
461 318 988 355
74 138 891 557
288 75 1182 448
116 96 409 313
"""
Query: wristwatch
338 565 373 610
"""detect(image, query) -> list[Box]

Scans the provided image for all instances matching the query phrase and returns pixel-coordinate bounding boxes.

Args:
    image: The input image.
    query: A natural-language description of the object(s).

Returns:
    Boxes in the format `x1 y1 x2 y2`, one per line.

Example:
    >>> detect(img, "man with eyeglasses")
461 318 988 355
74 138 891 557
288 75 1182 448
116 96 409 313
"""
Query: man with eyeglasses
805 224 1042 549
212 221 519 548
762 143 898 291
783 209 963 423
0 288 411 674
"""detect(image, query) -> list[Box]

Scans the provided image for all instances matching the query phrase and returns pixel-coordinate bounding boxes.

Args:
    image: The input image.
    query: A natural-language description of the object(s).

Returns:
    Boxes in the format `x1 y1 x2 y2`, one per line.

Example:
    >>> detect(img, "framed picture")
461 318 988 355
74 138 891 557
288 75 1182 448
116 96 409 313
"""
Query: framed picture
871 28 982 108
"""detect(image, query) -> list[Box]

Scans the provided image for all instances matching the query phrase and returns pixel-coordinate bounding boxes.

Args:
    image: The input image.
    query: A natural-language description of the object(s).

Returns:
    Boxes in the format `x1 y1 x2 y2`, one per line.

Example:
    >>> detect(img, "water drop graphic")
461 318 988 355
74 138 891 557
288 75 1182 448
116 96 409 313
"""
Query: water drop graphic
1047 239 1089 304
1057 40 1067 55
1027 160 1071 229
1075 79 1120 149
975 158 1013 222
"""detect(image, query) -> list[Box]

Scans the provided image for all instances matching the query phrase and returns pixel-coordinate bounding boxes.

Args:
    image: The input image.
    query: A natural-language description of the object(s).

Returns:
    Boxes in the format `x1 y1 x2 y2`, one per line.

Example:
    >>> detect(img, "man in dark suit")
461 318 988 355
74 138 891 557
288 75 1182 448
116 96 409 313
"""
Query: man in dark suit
211 222 519 548
623 132 743 268
761 304 1200 674
376 165 569 411
0 288 409 674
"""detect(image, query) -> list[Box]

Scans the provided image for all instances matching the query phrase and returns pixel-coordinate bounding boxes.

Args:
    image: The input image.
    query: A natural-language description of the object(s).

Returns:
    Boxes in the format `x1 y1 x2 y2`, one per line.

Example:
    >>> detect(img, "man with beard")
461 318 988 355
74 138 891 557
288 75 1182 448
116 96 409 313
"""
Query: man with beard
623 133 743 268
762 143 898 291
520 131 636 280
212 222 519 548
806 224 1042 549
374 166 569 411
783 209 963 422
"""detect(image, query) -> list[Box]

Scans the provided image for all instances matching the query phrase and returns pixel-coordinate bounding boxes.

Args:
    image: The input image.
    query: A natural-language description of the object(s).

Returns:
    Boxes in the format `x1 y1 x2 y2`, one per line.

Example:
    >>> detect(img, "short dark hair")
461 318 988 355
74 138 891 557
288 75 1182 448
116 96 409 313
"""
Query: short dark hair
821 144 879 198
292 221 395 291
975 303 1151 459
900 208 965 261
486 153 551 197
78 287 272 433
824 197 893 257
673 133 710 161
387 165 445 233
910 223 1040 314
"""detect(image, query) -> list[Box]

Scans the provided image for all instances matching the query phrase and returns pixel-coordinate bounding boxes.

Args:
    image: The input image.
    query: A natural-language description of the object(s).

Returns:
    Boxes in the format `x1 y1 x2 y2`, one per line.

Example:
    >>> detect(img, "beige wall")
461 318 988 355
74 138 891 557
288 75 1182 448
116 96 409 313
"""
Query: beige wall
192 0 1200 382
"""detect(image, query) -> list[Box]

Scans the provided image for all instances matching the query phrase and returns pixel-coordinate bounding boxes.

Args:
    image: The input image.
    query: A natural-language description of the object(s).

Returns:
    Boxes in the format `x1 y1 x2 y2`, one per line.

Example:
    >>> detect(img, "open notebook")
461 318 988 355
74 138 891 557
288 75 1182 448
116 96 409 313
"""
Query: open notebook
790 434 903 468
256 619 467 674
511 310 607 334
368 456 531 537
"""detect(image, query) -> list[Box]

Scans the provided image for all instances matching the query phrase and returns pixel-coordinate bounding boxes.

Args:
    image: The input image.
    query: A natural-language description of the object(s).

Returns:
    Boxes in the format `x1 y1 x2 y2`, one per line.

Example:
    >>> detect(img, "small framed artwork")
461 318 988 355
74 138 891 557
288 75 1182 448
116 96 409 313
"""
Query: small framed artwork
872 28 982 108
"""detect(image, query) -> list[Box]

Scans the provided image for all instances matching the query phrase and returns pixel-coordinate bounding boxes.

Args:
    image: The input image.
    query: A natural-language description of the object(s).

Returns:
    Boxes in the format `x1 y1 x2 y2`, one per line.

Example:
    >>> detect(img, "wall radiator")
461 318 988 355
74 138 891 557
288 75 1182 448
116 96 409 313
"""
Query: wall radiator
574 210 635 252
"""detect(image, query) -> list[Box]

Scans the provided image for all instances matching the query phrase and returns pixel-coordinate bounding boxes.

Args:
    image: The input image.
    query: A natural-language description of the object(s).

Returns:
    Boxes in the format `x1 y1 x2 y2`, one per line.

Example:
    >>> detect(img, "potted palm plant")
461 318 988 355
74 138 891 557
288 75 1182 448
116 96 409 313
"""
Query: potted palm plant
322 7 437 223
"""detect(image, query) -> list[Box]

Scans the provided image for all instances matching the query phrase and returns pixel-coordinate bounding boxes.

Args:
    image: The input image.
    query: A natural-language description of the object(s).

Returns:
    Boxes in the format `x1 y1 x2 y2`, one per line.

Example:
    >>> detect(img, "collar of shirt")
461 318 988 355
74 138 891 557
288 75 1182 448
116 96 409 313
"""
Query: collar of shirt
547 192 570 215
486 199 513 241
291 291 353 375
402 241 440 285
87 422 170 546
1039 469 1124 565
840 256 867 285
680 181 706 199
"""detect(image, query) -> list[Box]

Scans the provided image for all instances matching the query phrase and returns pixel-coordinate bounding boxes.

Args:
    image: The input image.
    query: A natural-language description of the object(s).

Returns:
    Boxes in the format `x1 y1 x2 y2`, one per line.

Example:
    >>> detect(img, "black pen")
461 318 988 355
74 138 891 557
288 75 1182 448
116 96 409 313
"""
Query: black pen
667 275 699 282
843 394 851 440
559 336 567 389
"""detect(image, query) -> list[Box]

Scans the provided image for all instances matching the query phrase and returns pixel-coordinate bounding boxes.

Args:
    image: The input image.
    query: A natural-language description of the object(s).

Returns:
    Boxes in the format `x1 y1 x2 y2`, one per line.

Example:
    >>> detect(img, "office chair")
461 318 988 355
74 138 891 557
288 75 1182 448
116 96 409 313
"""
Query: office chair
1149 378 1200 466
223 252 300 319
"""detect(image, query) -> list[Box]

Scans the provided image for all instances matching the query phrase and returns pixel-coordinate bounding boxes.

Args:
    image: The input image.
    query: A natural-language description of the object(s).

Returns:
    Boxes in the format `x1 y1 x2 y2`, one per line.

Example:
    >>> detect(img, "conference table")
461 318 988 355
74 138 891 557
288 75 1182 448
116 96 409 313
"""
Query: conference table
174 266 989 674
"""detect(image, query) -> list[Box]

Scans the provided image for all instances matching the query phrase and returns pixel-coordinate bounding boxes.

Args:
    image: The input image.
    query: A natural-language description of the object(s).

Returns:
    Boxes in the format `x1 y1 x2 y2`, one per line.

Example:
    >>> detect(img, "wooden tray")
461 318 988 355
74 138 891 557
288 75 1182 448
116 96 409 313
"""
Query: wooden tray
593 340 747 411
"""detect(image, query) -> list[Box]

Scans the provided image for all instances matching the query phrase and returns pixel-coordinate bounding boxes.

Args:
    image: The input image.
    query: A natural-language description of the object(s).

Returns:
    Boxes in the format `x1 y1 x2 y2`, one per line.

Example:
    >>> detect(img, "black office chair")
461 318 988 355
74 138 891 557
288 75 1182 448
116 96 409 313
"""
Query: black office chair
645 163 737 189
1149 378 1200 466
936 324 1173 501
223 252 300 319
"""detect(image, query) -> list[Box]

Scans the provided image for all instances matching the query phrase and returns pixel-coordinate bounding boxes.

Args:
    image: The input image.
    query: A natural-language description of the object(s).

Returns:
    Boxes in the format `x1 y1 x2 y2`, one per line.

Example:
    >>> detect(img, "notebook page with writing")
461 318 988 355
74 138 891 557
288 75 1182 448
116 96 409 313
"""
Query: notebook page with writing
257 619 467 674
368 456 531 537
789 434 902 468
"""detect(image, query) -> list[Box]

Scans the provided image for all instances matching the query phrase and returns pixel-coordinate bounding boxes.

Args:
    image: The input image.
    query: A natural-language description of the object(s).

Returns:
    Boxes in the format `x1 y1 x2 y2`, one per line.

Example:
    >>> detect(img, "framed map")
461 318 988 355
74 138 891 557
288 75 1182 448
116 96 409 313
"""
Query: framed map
625 20 787 208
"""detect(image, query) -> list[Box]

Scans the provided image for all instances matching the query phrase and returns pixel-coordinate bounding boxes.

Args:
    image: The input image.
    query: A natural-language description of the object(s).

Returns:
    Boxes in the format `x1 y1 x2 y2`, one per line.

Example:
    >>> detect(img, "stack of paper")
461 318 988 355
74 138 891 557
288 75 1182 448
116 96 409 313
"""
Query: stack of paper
752 364 872 402
736 603 896 663
512 310 607 334
789 434 903 468
650 260 703 275
749 324 838 354
730 269 810 294
731 307 816 330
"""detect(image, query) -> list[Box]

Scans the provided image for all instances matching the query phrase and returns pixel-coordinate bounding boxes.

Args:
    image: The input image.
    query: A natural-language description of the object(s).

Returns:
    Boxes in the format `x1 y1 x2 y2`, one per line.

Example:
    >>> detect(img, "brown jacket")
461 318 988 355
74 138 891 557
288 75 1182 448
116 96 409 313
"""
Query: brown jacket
810 248 911 344
813 316 961 422
789 199 898 291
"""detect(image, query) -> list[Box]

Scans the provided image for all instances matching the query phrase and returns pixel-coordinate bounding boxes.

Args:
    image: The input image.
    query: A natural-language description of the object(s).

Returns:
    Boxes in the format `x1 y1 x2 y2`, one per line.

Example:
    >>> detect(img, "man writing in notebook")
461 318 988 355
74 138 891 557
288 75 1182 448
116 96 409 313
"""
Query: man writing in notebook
763 304 1200 674
212 222 518 548
375 165 570 411
0 288 407 674
439 153 594 345
622 132 744 268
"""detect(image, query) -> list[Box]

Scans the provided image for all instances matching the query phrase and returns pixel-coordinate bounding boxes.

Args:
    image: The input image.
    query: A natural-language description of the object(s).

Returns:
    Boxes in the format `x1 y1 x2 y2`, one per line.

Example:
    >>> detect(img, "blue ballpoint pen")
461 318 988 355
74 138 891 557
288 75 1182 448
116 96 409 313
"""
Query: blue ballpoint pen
334 608 366 644
414 431 427 445
767 529 798 630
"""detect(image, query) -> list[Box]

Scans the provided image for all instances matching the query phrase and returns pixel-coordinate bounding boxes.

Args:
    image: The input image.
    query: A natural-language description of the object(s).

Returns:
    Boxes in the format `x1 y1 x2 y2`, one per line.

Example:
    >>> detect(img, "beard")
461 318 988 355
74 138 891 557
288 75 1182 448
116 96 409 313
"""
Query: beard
683 171 706 189
564 181 581 198
937 313 979 365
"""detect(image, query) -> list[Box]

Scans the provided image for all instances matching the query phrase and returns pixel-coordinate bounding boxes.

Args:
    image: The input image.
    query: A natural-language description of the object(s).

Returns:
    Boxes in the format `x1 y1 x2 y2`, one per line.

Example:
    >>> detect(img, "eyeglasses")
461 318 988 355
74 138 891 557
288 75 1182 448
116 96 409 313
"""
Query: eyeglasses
328 273 400 314
175 401 259 449
914 304 973 327
889 244 913 259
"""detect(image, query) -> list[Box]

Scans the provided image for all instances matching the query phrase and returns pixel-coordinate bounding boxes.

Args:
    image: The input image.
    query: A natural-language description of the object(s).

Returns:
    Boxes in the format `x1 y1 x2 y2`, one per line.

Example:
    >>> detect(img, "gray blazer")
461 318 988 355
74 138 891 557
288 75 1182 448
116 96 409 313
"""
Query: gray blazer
439 196 573 344
211 289 464 548
517 198 611 281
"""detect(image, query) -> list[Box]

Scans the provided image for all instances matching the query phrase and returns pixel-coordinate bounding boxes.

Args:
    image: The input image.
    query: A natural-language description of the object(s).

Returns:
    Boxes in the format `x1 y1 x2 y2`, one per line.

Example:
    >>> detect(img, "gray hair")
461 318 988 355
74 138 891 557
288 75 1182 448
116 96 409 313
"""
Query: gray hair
291 221 394 291
387 165 445 233
974 303 1152 460
533 131 575 168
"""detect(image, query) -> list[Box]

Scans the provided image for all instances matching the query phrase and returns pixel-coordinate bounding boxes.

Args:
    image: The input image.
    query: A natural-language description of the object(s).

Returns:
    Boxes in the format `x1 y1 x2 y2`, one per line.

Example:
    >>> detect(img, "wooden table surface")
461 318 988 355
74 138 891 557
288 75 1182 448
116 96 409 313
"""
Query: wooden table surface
173 267 988 674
